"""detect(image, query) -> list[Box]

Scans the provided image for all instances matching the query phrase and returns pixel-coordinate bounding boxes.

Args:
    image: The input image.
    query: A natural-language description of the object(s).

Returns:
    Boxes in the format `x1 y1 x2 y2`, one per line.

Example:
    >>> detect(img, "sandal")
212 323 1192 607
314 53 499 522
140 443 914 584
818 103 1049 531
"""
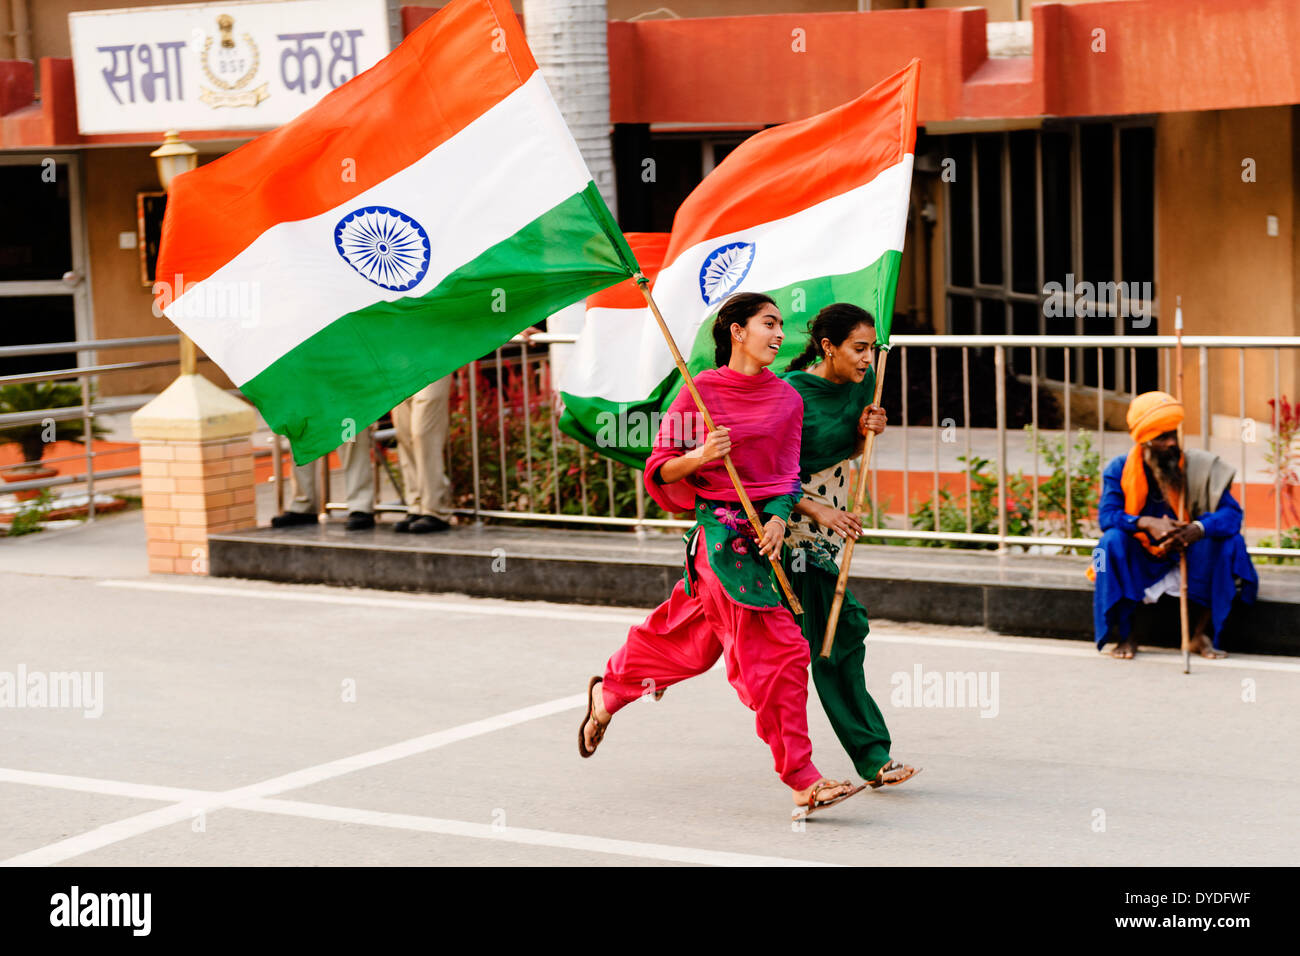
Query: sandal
578 676 609 758
792 778 866 820
869 759 920 789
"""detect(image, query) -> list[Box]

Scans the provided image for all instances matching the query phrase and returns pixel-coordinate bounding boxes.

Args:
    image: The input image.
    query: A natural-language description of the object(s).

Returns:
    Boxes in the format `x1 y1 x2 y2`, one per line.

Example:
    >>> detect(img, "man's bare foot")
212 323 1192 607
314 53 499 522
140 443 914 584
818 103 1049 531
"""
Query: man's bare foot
1189 632 1227 659
1108 640 1137 659
582 678 612 754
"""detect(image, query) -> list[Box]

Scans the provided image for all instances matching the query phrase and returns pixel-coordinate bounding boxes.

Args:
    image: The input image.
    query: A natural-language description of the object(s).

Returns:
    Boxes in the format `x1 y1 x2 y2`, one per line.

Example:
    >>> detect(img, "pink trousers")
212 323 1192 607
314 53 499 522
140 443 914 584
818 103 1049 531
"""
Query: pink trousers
602 538 822 790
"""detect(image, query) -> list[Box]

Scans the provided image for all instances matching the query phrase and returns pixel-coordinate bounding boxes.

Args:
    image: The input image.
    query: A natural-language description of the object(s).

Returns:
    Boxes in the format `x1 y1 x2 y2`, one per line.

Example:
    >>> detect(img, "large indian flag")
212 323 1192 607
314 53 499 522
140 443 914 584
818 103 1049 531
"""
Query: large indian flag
156 0 637 465
559 59 920 468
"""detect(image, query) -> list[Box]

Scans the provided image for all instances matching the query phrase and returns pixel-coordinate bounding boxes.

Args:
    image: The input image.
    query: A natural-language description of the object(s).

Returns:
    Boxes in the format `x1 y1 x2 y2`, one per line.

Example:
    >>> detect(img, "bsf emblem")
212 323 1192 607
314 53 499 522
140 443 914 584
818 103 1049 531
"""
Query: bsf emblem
199 14 269 108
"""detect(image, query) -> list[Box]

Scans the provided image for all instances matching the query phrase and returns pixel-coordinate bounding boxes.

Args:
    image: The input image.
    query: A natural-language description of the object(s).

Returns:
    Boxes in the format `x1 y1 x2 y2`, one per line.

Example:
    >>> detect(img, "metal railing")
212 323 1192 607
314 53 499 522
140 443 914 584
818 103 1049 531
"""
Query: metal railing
0 335 288 519
866 334 1300 559
329 332 1297 561
0 335 191 518
8 332 1300 561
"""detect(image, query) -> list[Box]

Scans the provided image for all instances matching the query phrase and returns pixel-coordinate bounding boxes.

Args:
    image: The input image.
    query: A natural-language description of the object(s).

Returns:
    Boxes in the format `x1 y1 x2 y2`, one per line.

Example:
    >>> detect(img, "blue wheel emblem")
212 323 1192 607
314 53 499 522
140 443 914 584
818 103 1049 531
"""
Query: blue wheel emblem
698 241 756 306
334 206 431 292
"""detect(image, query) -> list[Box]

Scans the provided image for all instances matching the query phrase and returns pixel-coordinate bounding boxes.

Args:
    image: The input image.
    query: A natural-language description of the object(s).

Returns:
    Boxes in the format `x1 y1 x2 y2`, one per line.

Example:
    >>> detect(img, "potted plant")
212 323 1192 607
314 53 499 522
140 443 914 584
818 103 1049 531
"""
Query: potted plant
0 382 108 501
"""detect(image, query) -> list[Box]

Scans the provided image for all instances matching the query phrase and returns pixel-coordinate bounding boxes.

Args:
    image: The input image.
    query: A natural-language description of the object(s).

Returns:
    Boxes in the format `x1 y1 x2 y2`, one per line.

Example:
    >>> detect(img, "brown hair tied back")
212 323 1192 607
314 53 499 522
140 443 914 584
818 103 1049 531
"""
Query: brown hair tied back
785 302 876 372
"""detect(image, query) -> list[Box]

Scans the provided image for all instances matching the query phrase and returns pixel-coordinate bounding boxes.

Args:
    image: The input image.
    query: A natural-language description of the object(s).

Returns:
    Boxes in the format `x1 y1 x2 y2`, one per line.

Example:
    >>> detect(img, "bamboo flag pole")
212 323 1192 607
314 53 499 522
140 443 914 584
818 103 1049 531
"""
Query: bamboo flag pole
1175 297 1191 675
820 346 890 658
634 276 803 614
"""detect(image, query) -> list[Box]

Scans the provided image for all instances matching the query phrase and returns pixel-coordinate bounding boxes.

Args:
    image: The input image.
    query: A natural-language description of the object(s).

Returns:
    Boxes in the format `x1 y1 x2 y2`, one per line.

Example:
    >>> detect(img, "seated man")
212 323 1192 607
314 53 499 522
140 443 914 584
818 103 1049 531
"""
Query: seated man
1092 391 1258 659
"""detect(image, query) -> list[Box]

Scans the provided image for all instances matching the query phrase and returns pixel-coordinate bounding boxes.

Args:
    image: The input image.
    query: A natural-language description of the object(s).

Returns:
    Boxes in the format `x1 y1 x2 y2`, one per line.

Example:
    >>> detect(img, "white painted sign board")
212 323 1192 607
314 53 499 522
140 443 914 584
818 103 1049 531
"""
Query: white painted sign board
69 0 389 134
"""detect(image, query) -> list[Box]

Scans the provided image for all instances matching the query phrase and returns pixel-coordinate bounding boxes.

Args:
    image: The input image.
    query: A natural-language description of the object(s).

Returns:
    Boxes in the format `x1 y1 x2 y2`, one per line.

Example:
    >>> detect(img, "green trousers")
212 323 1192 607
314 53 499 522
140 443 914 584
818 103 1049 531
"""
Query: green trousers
786 558 893 780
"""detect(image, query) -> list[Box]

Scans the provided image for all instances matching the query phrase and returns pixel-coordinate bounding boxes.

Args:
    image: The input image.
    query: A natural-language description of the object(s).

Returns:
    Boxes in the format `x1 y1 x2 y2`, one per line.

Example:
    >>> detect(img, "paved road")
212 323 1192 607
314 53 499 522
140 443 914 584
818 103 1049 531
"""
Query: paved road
2 517 1297 866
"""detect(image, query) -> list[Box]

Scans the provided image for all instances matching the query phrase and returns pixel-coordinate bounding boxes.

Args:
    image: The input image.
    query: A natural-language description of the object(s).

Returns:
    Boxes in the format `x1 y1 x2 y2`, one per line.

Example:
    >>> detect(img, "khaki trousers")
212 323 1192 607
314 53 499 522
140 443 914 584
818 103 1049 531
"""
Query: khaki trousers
287 426 375 515
393 376 452 520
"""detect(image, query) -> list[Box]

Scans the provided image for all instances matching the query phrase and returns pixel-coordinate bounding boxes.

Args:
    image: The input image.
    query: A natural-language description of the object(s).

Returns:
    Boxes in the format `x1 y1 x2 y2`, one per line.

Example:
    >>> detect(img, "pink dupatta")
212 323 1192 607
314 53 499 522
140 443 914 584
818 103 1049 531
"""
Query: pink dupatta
643 366 804 514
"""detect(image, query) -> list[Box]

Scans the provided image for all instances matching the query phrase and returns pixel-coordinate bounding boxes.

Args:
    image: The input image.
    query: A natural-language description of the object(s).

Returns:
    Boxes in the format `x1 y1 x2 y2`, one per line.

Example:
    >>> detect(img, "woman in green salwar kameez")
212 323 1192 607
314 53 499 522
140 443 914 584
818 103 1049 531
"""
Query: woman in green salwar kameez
780 303 919 789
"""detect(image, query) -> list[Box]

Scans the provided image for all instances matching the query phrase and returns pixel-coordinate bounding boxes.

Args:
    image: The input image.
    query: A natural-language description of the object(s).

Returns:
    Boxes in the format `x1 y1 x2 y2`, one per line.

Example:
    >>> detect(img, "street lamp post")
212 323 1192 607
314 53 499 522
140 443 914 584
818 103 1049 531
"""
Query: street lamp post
133 130 260 574
150 130 199 376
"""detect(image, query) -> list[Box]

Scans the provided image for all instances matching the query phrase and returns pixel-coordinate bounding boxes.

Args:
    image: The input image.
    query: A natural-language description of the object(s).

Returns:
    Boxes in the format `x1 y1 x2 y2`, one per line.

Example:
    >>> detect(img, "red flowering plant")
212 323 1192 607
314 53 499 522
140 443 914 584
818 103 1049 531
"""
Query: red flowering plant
444 349 666 522
1265 395 1300 529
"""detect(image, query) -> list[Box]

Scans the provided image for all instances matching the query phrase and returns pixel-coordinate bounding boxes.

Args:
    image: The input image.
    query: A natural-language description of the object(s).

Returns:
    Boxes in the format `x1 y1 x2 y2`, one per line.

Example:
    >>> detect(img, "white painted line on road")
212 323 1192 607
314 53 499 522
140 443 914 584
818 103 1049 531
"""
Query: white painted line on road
869 633 1096 658
97 579 648 626
96 578 1300 672
0 768 201 803
237 798 834 867
2 801 198 868
0 766 832 868
867 632 1300 673
0 693 585 867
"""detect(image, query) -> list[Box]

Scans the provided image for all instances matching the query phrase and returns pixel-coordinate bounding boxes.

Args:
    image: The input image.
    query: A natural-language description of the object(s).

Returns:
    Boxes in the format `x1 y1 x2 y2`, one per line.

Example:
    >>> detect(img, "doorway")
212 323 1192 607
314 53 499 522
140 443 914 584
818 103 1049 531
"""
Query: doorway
0 153 93 377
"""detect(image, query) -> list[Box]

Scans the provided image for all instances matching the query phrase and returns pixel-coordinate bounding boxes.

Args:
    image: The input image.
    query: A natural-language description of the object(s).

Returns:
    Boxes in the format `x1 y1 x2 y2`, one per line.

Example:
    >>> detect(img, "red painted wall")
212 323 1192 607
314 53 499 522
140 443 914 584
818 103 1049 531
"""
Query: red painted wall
5 1 1300 149
607 8 981 126
1040 0 1300 118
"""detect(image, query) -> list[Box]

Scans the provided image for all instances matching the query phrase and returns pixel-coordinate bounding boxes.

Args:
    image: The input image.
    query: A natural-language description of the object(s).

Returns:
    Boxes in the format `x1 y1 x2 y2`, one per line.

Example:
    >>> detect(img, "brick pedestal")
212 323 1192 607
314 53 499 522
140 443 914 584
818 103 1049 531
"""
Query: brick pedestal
139 437 256 573
131 374 259 576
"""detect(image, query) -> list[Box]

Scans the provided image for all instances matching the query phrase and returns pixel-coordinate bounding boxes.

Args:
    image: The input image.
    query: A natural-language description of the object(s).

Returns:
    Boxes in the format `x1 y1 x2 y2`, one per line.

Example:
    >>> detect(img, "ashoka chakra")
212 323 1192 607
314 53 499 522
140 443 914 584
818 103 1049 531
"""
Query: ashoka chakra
334 206 431 292
698 241 756 306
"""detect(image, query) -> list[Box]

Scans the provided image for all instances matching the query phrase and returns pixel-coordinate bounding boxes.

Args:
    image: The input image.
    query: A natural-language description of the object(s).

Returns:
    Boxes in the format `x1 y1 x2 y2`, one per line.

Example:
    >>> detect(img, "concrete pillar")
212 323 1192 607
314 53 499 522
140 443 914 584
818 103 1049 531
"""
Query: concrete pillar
131 374 259 575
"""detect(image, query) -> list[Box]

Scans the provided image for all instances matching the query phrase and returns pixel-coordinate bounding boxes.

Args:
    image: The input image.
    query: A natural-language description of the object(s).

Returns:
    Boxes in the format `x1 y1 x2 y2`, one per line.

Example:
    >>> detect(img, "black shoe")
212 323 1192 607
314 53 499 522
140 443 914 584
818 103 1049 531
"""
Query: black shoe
393 514 416 533
408 514 450 534
270 511 318 528
346 511 376 531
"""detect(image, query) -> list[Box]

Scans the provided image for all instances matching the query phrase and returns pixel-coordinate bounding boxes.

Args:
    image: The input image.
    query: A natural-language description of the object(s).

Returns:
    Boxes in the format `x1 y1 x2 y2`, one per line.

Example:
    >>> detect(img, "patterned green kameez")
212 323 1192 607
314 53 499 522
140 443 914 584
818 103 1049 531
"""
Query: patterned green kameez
780 367 893 780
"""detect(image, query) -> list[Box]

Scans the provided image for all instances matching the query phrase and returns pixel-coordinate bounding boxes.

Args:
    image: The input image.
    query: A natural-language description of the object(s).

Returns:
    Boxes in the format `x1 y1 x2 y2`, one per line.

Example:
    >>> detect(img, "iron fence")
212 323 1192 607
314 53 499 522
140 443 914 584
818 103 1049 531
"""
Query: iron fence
6 332 1300 560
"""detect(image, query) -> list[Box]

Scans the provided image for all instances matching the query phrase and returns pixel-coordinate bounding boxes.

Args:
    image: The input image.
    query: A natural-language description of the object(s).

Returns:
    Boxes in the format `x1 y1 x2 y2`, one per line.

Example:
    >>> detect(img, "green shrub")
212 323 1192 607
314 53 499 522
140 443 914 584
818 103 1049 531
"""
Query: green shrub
902 430 1100 550
6 488 55 537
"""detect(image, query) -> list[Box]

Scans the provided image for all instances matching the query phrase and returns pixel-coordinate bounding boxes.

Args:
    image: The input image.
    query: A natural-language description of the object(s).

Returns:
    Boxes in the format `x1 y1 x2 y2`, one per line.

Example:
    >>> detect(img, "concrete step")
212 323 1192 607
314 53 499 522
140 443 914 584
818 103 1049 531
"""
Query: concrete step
207 524 1300 657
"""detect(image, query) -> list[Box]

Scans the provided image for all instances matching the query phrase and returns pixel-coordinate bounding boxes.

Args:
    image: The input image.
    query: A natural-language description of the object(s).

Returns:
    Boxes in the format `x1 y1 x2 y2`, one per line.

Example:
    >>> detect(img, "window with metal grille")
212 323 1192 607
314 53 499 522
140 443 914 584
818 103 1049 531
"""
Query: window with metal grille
941 121 1158 396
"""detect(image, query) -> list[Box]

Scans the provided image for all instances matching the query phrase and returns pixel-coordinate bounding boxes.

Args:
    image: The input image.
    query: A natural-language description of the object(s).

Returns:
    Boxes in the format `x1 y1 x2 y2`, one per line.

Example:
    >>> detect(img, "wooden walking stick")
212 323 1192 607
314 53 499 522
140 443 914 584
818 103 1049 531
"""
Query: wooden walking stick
1175 297 1191 674
820 346 890 658
634 276 803 614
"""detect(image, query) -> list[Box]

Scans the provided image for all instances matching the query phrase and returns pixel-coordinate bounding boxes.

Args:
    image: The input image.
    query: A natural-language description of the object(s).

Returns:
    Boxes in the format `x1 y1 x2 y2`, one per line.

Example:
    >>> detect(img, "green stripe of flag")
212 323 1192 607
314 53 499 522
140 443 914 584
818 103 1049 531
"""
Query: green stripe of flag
245 183 634 464
559 251 901 466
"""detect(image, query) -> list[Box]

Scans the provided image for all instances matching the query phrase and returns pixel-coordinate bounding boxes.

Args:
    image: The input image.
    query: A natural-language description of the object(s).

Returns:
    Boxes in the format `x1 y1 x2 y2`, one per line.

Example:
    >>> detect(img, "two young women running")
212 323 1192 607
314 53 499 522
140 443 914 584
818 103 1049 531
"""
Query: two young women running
579 293 917 820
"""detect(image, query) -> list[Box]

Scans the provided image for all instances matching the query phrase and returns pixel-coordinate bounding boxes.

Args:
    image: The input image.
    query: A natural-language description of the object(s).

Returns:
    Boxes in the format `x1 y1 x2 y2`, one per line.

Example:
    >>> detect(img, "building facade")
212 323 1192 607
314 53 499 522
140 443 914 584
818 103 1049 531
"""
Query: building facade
1 0 1298 436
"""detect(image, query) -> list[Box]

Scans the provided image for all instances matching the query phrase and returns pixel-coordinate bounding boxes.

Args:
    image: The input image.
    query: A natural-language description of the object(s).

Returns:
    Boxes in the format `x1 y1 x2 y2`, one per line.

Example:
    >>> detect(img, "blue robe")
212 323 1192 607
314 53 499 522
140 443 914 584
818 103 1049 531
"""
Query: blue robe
1093 453 1258 648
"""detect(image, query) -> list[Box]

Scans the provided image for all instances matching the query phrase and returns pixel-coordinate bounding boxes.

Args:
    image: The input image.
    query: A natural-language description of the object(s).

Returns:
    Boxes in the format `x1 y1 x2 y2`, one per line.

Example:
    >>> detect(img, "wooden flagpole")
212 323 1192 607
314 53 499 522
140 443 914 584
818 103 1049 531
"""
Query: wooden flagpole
1175 297 1191 674
634 276 802 614
820 346 890 658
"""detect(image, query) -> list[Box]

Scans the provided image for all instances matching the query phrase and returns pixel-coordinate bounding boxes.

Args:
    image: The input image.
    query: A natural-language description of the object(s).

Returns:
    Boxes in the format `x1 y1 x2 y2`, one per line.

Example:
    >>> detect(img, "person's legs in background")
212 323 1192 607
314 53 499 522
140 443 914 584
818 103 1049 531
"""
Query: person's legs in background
392 392 421 532
271 427 375 531
394 377 452 534
337 426 375 530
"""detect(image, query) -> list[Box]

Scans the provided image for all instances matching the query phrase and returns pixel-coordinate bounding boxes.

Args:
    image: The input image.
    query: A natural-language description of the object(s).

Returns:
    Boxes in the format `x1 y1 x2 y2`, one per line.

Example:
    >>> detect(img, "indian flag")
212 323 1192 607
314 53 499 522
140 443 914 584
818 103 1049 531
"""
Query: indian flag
559 59 919 467
155 0 637 465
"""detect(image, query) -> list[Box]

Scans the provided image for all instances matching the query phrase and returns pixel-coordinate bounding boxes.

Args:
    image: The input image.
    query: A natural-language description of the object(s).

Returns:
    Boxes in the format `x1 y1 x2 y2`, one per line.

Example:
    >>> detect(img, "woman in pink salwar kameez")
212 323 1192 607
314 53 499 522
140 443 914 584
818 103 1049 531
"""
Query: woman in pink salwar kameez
578 292 864 821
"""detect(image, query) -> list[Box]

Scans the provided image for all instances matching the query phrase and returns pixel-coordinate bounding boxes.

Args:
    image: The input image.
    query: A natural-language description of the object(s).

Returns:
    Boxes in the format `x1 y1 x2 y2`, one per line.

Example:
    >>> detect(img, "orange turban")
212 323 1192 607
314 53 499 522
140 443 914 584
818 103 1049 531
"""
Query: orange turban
1121 391 1185 558
1127 391 1184 444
